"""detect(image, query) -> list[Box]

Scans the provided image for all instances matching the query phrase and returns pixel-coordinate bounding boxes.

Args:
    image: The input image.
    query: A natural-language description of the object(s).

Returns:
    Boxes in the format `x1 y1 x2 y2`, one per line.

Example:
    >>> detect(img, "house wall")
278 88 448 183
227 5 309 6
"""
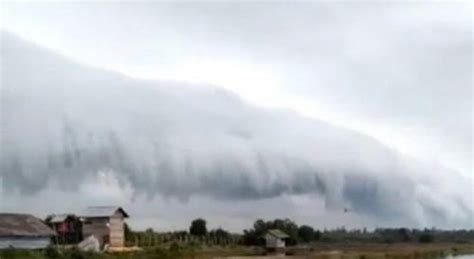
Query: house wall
82 213 125 248
49 219 83 245
265 236 285 248
0 236 51 249
109 215 124 247
82 218 109 247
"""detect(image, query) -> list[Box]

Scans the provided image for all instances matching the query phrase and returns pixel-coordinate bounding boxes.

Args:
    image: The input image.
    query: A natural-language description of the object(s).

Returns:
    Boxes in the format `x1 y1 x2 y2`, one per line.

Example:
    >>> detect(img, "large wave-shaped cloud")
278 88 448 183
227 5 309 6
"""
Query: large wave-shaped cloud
1 31 472 227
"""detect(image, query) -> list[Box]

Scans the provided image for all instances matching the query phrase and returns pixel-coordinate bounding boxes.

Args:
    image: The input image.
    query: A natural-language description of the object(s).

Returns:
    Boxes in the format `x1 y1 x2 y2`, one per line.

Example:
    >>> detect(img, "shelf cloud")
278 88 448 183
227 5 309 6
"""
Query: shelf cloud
1 31 472 228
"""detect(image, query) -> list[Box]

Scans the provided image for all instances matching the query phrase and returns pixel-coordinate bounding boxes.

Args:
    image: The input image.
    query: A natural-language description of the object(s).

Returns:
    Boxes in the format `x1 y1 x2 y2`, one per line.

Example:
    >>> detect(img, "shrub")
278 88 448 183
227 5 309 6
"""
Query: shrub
418 233 434 243
44 246 60 258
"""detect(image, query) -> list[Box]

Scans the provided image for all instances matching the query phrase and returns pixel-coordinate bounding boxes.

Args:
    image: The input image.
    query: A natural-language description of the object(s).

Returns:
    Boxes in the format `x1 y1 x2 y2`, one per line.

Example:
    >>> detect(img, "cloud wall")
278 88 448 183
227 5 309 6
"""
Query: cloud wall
1 32 472 227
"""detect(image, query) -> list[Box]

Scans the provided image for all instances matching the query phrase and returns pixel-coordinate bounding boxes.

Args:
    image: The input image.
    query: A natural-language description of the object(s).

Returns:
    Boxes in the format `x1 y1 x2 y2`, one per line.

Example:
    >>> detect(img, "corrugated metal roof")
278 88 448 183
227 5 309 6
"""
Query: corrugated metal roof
0 213 55 237
265 229 289 239
80 206 129 218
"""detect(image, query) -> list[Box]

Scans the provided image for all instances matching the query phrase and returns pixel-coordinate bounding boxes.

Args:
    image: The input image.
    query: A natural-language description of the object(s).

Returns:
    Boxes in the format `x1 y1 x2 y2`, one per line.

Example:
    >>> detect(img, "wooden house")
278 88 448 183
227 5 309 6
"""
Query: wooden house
80 206 128 248
0 213 55 249
45 214 82 244
264 229 289 249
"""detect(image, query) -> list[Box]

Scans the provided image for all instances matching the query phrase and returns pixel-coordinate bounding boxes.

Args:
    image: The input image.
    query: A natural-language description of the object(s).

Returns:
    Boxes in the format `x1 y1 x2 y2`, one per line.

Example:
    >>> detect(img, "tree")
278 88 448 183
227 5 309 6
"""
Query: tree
314 230 322 241
271 218 298 245
190 218 207 236
210 228 230 239
243 218 299 246
242 229 264 246
253 219 267 236
398 228 411 242
298 225 315 242
124 223 133 243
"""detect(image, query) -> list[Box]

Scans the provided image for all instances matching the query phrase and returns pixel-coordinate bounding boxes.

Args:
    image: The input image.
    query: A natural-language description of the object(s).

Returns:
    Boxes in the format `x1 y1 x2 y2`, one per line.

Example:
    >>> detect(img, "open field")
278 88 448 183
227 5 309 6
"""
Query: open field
285 243 474 259
1 243 473 259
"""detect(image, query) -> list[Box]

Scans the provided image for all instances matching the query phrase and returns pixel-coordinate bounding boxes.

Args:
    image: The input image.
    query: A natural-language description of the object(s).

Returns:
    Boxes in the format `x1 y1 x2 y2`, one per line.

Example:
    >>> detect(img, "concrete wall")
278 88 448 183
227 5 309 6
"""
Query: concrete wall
0 237 51 249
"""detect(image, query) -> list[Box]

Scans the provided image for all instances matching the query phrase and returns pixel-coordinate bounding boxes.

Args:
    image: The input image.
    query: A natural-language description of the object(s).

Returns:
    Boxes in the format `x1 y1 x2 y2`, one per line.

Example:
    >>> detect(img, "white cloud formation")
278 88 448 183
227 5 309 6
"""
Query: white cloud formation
1 1 471 176
1 31 472 230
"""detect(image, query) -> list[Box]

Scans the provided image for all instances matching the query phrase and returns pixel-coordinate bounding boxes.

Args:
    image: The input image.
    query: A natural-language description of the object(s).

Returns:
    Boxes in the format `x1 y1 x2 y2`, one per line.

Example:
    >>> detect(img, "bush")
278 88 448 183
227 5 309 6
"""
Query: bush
418 233 434 243
0 248 41 259
243 218 299 246
64 248 102 259
44 246 60 258
169 242 180 253
145 244 182 259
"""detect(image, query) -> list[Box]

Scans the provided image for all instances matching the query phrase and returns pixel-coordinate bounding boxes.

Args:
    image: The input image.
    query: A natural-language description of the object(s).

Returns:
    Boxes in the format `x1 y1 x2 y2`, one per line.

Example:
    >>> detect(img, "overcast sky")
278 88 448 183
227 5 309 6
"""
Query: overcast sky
0 1 472 231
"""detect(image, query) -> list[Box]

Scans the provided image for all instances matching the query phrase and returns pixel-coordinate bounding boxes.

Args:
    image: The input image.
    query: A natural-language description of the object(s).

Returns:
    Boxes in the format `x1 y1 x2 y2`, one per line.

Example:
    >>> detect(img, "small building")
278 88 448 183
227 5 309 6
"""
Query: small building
264 229 289 249
45 214 82 244
80 206 129 248
0 213 55 249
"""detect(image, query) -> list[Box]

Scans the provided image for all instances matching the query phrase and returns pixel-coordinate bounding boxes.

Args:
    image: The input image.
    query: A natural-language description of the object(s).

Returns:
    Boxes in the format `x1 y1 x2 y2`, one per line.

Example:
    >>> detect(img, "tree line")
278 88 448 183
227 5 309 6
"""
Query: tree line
124 218 240 247
125 217 474 247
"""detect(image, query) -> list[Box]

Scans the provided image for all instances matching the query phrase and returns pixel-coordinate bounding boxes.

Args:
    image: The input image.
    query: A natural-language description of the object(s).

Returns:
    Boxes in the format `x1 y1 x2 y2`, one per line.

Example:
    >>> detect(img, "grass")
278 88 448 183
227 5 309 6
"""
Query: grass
297 243 474 259
0 243 258 259
0 243 473 259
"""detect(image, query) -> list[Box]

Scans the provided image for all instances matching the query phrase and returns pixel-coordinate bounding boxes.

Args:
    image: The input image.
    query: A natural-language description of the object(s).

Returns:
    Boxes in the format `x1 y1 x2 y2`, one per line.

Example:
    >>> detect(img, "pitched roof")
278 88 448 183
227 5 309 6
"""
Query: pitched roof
265 229 290 239
47 214 74 223
0 213 55 237
80 206 129 218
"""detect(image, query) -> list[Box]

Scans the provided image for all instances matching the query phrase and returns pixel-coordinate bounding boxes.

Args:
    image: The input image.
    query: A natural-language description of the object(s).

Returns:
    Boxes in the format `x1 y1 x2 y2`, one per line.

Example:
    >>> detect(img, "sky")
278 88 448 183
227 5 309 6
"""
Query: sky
0 1 473 231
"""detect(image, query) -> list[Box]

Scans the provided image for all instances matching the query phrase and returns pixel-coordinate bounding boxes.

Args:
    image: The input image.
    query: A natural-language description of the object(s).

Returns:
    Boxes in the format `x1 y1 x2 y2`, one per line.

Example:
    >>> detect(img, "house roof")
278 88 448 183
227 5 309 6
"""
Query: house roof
0 213 55 237
265 229 290 239
47 214 74 223
80 206 129 218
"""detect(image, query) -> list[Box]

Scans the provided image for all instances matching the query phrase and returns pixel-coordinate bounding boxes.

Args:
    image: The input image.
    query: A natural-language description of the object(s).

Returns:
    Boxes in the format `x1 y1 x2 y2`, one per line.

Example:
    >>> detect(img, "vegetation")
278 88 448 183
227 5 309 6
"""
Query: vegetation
189 218 207 236
418 232 435 243
298 225 321 243
123 219 473 249
241 219 471 246
243 218 299 246
1 242 473 259
1 218 474 258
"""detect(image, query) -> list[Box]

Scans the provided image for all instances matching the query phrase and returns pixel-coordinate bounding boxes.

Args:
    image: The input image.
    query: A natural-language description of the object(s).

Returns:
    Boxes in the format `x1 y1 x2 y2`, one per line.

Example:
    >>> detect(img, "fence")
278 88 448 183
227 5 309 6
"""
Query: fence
126 231 242 248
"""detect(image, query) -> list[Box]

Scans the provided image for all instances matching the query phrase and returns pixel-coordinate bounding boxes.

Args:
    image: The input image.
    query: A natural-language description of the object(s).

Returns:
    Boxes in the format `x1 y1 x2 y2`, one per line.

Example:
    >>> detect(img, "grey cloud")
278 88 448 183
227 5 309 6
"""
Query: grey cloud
2 2 470 174
1 32 472 228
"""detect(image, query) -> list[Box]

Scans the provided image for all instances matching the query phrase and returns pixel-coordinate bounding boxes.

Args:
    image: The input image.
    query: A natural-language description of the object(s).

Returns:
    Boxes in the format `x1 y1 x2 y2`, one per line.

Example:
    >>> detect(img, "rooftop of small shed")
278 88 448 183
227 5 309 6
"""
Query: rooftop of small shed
80 206 129 218
265 229 290 239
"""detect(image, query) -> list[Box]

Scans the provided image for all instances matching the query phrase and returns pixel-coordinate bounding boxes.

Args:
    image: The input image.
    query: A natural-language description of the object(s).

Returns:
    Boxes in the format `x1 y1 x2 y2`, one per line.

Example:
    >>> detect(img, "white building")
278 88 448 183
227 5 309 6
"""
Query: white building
264 229 289 249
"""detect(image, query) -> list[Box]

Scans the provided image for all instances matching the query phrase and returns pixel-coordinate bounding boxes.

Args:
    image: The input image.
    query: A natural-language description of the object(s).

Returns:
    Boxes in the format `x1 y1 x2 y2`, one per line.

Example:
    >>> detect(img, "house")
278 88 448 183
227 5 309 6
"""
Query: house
264 229 289 249
0 213 55 249
45 214 82 244
79 206 129 248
